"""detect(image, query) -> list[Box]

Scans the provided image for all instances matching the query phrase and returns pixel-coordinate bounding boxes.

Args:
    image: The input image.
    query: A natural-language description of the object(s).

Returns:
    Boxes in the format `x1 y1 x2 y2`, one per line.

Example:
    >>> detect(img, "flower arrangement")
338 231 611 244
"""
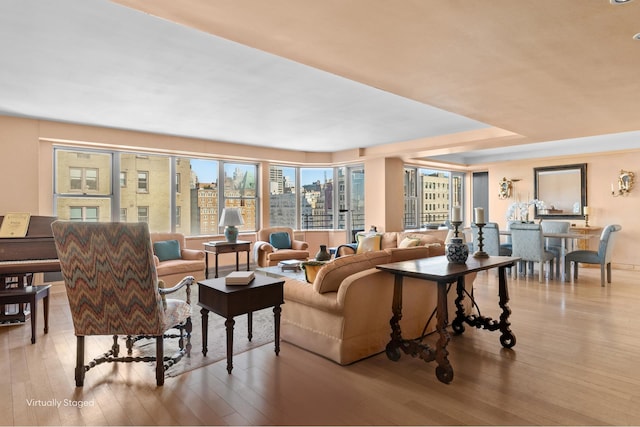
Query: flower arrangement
506 199 546 222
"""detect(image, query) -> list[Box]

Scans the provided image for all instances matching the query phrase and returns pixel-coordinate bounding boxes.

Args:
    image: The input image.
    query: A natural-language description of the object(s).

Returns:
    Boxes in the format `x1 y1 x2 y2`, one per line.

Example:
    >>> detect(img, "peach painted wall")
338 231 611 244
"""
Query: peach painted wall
485 151 640 269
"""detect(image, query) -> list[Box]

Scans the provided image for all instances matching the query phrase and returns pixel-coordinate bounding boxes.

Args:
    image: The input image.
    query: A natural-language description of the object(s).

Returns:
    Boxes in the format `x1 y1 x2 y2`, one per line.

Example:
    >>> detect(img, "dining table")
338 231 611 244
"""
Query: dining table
500 229 592 281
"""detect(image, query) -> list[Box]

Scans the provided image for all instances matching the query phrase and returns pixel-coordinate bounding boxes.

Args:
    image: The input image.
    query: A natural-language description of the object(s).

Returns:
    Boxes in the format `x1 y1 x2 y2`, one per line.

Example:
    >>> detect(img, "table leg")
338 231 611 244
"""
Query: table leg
246 250 250 271
497 265 516 348
247 311 253 341
205 252 210 279
235 252 240 271
274 304 281 355
435 280 453 383
214 253 219 278
451 276 467 334
201 308 209 356
225 317 235 374
385 274 404 361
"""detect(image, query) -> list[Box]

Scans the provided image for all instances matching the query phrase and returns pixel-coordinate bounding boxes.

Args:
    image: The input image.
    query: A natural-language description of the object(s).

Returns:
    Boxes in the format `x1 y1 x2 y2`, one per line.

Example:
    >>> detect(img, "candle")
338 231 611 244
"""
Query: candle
611 183 615 192
474 207 485 224
451 206 461 222
583 206 590 215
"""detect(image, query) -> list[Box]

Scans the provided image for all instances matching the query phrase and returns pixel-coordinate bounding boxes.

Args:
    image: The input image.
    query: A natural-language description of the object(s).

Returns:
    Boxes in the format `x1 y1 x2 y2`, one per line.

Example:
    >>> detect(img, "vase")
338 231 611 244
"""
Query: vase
315 244 331 261
446 238 468 264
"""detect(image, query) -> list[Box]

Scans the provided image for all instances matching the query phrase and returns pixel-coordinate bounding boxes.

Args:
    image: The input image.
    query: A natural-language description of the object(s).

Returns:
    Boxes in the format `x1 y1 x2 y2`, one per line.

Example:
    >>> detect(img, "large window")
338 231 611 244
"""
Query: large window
54 148 259 235
269 165 297 228
268 164 362 233
404 166 465 228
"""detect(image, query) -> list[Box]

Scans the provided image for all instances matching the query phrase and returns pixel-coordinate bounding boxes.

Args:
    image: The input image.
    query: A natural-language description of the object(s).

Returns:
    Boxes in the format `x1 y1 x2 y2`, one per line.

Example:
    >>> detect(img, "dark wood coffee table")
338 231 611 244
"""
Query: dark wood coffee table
197 275 285 373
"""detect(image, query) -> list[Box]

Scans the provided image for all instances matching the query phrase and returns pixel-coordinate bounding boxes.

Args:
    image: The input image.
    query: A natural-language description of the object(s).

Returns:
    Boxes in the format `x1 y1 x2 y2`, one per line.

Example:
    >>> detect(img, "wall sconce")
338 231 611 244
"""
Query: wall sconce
498 177 513 199
611 170 635 197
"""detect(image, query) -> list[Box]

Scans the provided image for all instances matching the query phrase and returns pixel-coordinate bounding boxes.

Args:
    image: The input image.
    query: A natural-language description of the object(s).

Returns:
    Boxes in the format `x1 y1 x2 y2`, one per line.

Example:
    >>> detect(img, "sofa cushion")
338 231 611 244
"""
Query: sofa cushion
270 232 292 249
313 251 391 294
153 240 181 262
398 236 420 248
385 246 431 263
356 233 382 254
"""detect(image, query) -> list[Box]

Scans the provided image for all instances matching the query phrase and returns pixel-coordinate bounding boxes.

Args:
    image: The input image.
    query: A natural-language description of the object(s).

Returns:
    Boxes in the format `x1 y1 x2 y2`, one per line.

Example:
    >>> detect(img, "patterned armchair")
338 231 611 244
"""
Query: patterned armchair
51 221 193 387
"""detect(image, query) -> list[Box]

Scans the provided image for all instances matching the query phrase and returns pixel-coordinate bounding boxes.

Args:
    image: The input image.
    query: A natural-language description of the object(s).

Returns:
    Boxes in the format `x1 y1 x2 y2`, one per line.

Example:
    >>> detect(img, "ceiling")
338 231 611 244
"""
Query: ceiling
2 0 640 165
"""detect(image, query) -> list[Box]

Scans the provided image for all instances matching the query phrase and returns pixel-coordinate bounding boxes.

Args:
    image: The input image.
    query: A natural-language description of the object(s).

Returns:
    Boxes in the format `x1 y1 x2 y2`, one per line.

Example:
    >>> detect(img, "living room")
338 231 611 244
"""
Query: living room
2 1 640 425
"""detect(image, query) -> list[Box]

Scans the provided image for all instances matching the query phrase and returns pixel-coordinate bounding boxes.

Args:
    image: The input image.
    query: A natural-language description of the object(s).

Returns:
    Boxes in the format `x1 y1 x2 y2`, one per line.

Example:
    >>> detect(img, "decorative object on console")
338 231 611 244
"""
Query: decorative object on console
315 244 331 261
219 208 244 243
583 206 590 227
611 170 634 197
446 237 469 264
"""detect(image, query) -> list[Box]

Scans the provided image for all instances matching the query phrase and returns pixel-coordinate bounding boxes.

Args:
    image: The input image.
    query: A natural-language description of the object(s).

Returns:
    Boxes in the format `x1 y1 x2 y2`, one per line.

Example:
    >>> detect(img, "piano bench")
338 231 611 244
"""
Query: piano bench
0 284 51 344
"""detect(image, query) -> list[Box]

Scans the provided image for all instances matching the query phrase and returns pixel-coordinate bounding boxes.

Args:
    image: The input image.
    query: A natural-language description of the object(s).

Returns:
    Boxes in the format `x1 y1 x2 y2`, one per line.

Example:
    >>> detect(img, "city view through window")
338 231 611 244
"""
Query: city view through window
54 148 462 236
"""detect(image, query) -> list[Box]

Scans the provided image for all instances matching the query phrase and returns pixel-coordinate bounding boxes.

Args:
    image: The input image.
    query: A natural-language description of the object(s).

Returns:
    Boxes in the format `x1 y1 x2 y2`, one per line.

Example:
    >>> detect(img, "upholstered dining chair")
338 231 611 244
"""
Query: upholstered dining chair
51 221 193 387
564 224 622 286
471 222 511 256
510 222 555 282
255 227 310 267
540 220 571 278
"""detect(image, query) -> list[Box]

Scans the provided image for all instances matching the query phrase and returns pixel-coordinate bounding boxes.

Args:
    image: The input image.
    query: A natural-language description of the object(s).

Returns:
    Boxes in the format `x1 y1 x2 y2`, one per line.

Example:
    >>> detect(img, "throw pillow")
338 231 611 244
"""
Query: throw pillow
398 237 420 248
269 232 292 249
153 240 181 262
356 233 382 254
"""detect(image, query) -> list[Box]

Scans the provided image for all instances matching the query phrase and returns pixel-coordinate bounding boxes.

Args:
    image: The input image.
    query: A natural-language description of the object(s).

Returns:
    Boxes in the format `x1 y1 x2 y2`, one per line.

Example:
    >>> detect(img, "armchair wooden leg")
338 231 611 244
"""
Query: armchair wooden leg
75 336 85 387
156 337 164 386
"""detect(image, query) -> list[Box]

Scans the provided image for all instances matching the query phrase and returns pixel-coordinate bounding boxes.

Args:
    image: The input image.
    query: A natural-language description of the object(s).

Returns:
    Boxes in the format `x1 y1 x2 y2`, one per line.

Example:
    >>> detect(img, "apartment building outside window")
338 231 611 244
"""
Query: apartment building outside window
404 166 465 228
69 206 99 222
137 171 149 193
137 206 149 223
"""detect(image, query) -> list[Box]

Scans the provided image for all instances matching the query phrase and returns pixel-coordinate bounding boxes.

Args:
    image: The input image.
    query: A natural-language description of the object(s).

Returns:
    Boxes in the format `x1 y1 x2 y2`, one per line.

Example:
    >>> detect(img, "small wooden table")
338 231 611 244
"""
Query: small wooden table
376 255 519 384
197 275 284 373
203 240 251 278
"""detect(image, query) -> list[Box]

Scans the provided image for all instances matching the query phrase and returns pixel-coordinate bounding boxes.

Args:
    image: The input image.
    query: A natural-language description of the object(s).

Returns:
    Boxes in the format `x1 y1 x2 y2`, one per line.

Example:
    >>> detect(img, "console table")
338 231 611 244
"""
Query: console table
203 240 251 278
376 255 519 384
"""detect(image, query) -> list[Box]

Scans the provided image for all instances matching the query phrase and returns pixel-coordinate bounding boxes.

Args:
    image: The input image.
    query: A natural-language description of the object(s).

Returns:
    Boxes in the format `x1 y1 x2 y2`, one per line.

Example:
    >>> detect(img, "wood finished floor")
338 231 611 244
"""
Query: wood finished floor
3 266 640 426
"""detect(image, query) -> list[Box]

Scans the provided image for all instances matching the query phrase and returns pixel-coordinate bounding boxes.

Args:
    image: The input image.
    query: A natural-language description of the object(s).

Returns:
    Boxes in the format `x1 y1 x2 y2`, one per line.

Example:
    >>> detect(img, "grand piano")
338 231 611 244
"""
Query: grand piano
0 215 59 328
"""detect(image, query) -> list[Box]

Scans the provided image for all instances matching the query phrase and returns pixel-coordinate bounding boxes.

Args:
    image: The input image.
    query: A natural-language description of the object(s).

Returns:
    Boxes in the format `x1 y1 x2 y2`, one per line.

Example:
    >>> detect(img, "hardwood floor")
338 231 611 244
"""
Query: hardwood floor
3 265 640 425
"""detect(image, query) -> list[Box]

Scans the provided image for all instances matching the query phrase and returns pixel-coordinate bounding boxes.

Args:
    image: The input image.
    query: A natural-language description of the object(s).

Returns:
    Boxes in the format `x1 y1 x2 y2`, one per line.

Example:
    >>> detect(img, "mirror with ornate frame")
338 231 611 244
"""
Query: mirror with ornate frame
534 163 587 219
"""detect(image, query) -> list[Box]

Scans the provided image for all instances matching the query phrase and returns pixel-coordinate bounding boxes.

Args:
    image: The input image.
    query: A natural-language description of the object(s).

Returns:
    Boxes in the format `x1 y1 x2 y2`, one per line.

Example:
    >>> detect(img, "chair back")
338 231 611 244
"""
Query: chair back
510 222 547 262
540 220 571 247
52 221 166 337
471 222 501 256
598 224 622 262
257 227 294 243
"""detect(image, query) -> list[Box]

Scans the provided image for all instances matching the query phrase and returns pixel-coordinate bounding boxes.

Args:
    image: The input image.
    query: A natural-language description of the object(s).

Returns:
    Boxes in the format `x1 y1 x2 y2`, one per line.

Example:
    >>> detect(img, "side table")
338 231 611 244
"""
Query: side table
197 275 285 373
203 240 251 278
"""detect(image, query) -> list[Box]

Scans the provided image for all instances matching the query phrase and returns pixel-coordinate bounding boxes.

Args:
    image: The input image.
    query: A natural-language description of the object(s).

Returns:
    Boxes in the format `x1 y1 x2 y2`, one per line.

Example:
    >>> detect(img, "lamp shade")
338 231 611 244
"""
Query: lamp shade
219 208 244 227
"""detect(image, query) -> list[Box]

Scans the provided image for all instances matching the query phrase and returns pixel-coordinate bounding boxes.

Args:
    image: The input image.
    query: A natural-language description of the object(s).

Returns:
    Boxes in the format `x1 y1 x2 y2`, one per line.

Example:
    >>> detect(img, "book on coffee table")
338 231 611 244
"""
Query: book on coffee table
278 260 301 271
225 271 255 285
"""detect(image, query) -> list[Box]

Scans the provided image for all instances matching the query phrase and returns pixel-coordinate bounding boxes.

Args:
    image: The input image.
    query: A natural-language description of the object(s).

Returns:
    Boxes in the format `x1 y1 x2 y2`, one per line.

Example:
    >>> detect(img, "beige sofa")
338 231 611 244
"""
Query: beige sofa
149 232 206 284
336 230 448 257
281 240 476 365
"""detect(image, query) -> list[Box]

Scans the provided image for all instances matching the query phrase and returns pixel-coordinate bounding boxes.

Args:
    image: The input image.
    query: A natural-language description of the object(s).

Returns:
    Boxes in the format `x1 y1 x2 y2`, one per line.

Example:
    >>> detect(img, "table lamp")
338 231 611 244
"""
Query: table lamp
219 208 244 243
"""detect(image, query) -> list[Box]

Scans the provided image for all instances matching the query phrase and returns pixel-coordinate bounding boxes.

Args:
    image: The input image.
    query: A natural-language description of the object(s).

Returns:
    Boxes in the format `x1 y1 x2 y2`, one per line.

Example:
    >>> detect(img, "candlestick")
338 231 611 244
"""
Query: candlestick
451 220 462 238
474 207 485 224
473 222 489 258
